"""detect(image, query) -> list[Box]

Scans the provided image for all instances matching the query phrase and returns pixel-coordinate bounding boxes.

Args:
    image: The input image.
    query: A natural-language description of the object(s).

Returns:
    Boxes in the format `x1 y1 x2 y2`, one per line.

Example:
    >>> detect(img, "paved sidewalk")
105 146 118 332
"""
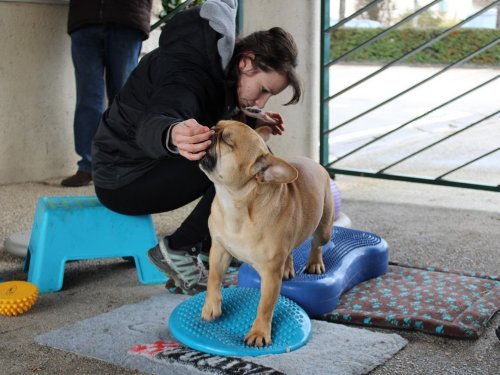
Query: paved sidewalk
328 65 500 188
0 176 499 374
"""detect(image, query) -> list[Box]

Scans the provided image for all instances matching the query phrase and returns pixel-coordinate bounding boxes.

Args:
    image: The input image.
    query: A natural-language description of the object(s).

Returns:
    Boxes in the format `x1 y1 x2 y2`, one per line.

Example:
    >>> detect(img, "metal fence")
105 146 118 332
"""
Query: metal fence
321 0 500 192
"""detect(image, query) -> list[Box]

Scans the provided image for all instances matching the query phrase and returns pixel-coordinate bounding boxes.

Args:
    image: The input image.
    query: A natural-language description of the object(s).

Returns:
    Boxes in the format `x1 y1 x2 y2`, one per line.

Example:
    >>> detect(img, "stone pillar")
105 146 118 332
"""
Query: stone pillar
0 2 75 184
242 0 321 161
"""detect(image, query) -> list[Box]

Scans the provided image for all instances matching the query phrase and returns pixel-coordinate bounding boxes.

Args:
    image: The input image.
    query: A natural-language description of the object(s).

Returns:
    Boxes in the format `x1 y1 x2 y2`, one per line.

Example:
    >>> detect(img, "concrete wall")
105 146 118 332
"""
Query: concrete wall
243 0 321 161
0 0 319 185
0 1 76 184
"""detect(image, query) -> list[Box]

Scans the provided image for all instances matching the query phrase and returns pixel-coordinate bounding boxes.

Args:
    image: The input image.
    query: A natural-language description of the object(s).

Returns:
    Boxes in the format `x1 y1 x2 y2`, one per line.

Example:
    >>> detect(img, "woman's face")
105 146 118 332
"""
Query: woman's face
236 55 288 109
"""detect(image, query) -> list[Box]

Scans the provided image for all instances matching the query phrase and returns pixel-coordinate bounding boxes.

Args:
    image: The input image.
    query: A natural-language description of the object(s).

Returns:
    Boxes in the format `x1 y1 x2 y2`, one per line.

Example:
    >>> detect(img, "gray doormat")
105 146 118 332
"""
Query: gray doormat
35 293 407 375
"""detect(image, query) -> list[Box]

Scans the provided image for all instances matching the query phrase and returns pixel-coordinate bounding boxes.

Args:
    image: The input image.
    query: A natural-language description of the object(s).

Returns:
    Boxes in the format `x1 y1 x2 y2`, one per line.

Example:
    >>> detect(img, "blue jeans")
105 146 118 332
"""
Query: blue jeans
71 24 143 172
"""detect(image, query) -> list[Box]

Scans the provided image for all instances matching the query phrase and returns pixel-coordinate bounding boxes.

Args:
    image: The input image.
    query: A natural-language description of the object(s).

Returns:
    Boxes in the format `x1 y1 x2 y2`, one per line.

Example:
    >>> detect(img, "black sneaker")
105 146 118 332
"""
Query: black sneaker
147 237 208 295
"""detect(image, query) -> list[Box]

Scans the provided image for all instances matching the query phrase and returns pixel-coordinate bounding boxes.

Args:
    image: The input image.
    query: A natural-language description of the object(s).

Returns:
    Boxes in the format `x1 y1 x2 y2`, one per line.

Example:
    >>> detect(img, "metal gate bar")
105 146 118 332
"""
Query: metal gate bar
327 0 441 66
325 38 499 136
377 109 500 173
321 0 500 192
327 1 500 100
326 74 499 165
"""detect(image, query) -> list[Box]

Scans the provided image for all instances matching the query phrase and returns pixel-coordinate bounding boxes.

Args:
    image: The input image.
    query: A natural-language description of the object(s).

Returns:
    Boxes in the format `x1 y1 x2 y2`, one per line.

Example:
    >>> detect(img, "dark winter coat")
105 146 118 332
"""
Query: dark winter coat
67 0 153 40
91 7 238 189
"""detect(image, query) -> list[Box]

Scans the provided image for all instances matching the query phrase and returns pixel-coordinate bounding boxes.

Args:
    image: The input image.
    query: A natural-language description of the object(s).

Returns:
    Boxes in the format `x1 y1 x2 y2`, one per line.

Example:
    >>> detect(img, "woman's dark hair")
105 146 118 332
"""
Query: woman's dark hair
226 27 302 105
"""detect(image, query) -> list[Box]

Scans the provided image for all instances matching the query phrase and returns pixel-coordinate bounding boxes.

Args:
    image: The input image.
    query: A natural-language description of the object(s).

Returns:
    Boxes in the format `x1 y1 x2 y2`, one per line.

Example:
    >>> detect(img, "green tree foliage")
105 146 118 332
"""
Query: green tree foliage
330 28 500 65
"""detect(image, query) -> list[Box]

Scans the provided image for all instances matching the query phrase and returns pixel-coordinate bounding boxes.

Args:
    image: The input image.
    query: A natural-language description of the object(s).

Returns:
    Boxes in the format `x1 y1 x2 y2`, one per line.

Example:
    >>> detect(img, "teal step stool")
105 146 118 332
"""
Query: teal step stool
24 196 167 293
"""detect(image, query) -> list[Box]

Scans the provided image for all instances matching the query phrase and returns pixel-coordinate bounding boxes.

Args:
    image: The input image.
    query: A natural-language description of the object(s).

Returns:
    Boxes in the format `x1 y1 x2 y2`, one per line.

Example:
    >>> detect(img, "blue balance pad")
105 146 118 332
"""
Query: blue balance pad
169 287 311 357
238 227 389 317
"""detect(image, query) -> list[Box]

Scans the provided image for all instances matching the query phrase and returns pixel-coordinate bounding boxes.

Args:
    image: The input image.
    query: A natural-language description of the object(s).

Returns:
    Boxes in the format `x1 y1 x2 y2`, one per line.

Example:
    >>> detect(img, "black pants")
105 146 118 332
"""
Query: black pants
95 157 214 248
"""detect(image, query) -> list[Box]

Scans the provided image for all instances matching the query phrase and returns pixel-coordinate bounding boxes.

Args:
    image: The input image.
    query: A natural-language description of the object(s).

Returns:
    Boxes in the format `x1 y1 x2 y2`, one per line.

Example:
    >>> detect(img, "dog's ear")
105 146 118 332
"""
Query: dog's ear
255 126 273 142
252 154 298 184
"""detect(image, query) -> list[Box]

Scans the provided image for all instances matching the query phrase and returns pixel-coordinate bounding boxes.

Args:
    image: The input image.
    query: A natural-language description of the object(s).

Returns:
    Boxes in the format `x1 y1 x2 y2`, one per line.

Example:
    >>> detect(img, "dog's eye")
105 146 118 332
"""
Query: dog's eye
221 132 234 148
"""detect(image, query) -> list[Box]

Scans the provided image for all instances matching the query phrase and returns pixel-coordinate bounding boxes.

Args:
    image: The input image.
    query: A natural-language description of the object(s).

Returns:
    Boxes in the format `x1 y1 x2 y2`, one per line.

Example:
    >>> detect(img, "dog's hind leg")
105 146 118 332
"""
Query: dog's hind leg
307 178 334 274
307 236 326 274
283 254 295 280
201 241 233 321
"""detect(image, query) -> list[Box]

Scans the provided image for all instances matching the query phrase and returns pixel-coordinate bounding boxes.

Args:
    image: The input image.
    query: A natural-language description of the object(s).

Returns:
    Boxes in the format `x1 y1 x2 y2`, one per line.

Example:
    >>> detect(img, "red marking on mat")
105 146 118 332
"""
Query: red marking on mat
129 340 181 356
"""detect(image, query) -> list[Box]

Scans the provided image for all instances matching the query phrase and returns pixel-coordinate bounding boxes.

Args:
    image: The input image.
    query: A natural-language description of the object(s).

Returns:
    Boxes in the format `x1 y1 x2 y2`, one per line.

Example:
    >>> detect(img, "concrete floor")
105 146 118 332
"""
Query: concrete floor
0 175 499 374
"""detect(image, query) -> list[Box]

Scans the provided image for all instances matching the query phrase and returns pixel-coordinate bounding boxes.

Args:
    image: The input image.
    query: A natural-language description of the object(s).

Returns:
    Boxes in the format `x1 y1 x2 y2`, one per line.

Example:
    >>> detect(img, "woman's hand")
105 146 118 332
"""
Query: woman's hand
170 119 215 160
257 112 285 135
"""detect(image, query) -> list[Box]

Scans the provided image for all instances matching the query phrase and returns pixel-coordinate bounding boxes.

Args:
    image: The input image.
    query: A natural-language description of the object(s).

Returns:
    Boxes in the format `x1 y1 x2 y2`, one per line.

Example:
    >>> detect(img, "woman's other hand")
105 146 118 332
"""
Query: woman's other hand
257 112 285 135
171 119 215 160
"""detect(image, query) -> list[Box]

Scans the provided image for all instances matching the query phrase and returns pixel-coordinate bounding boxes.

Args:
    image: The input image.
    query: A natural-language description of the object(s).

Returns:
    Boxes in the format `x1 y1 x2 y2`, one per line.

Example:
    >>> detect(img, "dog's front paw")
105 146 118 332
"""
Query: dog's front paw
306 261 325 274
245 327 272 347
201 297 222 321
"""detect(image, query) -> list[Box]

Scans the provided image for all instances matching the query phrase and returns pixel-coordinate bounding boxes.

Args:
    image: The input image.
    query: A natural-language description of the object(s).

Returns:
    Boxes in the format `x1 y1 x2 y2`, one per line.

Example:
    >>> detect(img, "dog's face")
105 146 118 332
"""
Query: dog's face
200 120 298 188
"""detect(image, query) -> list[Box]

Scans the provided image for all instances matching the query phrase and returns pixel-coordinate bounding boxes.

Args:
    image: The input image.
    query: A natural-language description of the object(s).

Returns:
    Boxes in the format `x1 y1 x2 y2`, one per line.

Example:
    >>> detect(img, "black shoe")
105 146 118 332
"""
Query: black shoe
147 237 207 295
61 171 92 187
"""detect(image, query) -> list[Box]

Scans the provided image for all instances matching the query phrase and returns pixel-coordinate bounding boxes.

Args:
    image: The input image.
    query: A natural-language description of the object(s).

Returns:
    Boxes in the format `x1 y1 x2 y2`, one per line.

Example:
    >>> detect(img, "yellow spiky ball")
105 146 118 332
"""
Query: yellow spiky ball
0 281 39 316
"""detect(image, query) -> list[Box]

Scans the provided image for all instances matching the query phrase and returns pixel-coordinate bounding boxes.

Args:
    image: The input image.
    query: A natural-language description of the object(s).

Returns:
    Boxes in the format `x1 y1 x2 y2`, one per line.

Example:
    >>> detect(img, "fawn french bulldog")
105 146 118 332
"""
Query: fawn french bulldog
199 120 334 346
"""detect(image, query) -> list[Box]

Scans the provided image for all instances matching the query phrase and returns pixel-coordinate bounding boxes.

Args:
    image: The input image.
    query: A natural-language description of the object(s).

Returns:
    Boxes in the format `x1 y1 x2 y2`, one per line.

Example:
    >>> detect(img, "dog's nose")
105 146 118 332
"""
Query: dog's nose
200 128 218 170
209 130 218 144
200 152 216 170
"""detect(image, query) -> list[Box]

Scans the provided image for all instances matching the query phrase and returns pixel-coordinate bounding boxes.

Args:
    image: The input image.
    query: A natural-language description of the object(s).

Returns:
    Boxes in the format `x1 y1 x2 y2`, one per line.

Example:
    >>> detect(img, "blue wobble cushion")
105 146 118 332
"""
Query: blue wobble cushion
238 227 389 317
169 287 311 357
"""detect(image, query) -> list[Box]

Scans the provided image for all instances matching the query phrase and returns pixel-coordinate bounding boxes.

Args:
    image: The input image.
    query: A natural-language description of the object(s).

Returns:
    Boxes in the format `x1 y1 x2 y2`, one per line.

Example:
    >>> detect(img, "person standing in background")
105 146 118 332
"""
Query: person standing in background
61 0 153 187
